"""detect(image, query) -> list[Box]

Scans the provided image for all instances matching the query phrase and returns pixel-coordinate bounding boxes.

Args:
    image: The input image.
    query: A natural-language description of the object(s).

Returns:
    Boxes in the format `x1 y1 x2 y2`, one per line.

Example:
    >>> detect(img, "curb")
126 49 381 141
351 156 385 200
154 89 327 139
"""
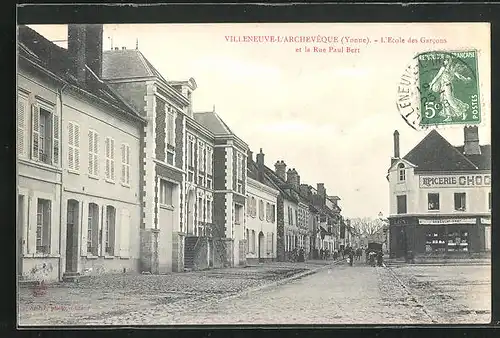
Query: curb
212 259 347 304
382 262 438 324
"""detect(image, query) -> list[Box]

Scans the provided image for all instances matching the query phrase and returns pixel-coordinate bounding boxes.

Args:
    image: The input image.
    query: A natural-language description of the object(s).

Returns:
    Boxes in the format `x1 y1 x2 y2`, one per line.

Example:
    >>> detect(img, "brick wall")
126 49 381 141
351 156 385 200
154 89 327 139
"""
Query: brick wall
213 147 226 190
213 194 226 236
175 113 184 169
276 194 285 261
155 98 166 161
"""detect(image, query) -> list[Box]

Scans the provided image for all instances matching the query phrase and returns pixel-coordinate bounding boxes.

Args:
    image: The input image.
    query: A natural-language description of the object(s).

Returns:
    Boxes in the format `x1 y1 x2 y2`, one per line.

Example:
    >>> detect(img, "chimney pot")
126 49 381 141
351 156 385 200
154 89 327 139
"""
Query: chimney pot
463 126 481 155
115 47 119 50
274 160 287 181
122 46 126 50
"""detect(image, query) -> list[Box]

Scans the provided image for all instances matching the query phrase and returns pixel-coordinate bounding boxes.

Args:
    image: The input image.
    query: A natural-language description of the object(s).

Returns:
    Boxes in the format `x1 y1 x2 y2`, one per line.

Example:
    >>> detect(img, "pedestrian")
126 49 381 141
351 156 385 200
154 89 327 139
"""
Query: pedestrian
348 250 354 266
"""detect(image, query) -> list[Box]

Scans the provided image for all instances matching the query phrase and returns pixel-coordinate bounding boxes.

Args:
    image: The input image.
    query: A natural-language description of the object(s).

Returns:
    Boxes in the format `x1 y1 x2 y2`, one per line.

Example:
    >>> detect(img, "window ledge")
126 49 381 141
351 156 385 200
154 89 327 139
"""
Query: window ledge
120 182 131 188
104 255 115 260
105 179 116 184
85 255 99 260
67 169 80 175
119 257 130 260
88 174 99 180
26 253 60 258
160 204 174 211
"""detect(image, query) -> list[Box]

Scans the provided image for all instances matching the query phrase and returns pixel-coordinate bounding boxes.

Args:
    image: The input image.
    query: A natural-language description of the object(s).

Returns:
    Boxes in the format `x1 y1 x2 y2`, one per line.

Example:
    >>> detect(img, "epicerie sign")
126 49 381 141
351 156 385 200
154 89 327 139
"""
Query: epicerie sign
419 174 491 188
419 218 476 225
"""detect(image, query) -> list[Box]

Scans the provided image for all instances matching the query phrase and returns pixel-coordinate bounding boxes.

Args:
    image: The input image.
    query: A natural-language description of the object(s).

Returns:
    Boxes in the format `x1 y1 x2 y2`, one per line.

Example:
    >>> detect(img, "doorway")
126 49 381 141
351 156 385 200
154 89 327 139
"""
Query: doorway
258 232 265 262
17 195 24 276
66 200 79 273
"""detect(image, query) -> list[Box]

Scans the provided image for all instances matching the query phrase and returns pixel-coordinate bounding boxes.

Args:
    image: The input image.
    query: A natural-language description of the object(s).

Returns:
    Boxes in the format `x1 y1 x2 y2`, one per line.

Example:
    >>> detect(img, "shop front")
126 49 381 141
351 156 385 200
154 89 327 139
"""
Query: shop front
390 215 489 258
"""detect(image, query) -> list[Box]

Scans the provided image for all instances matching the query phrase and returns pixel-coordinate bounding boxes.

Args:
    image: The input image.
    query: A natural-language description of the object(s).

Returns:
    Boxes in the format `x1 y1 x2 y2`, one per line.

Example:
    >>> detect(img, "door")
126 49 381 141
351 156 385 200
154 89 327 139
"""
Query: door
258 232 265 262
65 200 79 273
17 195 24 276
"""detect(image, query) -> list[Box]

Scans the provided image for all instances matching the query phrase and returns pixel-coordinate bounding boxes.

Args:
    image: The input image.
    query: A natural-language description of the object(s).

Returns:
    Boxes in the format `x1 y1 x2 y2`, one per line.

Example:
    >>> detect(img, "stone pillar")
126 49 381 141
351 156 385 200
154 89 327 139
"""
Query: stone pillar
172 232 185 272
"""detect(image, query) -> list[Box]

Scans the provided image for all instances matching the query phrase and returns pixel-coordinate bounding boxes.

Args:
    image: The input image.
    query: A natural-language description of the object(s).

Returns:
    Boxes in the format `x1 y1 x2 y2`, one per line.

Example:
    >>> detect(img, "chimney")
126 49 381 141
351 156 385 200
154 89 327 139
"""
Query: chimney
247 150 253 163
275 160 286 181
463 126 481 155
393 130 400 158
287 169 299 189
256 149 265 182
68 24 103 82
317 183 326 197
300 184 310 197
122 46 126 50
68 25 87 83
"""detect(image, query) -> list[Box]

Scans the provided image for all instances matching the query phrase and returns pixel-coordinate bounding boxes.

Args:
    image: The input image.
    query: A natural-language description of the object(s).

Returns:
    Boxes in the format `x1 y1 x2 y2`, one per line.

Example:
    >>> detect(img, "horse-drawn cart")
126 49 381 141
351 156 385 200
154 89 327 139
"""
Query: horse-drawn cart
365 242 383 266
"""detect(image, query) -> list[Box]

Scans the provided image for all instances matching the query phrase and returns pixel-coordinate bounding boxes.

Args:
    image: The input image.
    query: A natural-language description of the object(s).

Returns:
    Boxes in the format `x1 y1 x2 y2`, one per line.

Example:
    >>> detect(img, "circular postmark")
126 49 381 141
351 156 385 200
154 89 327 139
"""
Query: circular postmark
396 50 481 131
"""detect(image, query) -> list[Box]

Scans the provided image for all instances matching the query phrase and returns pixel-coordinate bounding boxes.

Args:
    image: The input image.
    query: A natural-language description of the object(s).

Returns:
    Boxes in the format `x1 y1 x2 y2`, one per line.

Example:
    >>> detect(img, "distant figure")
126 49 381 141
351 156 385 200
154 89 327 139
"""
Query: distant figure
348 250 354 266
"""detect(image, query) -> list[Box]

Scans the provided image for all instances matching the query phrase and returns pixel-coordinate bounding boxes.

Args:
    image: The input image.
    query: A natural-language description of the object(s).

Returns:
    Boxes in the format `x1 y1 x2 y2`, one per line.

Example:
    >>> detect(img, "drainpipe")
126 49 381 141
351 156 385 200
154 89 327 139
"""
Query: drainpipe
57 83 69 281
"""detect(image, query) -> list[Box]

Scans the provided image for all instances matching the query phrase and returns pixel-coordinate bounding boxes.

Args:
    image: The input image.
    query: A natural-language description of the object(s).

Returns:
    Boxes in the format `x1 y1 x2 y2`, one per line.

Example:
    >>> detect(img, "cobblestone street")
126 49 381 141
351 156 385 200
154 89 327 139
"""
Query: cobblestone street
18 260 490 326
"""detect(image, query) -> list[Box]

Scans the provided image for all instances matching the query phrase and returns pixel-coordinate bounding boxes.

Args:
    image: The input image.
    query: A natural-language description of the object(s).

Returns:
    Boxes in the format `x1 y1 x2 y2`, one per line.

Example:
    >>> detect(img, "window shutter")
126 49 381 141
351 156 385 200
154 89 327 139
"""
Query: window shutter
121 144 126 183
17 96 26 156
88 131 94 174
93 133 99 175
74 124 80 171
119 209 130 257
126 145 130 184
105 137 110 179
28 198 37 254
52 113 60 165
110 139 115 181
68 123 74 169
81 203 88 256
31 104 40 161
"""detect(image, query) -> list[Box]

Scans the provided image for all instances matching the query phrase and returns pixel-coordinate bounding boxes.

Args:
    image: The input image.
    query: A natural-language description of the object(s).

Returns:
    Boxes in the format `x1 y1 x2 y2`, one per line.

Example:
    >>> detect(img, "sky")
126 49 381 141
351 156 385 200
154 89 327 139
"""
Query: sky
26 23 491 218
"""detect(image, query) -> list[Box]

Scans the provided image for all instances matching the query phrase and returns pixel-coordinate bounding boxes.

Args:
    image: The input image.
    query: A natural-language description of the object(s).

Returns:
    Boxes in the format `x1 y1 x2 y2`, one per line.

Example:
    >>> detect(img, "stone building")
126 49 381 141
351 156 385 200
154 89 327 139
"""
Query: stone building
387 127 491 258
245 149 279 264
17 25 145 281
101 40 248 272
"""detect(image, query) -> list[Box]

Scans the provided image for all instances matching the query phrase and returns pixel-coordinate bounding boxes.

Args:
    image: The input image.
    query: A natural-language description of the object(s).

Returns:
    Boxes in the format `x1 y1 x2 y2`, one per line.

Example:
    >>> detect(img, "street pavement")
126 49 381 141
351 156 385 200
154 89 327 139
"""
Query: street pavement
18 259 490 326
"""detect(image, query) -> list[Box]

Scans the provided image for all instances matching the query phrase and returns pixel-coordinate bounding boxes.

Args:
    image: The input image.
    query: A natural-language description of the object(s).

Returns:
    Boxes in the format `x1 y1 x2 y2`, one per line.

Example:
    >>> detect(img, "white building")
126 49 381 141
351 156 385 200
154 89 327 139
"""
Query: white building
387 127 491 258
245 149 279 264
17 25 145 281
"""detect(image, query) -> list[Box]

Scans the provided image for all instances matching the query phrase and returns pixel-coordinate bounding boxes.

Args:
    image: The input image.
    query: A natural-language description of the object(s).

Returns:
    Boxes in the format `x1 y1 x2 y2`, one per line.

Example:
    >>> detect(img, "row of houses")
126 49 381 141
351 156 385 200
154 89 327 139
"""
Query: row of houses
16 24 353 282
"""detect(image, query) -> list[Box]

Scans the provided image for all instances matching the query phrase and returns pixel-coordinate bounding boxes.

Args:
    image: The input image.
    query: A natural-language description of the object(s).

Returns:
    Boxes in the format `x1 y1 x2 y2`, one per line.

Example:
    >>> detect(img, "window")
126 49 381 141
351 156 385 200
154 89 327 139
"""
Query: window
447 230 469 252
166 106 175 146
29 102 60 165
36 199 51 254
206 147 213 174
38 108 54 164
488 192 491 210
188 136 195 168
428 193 440 211
105 137 115 181
252 230 256 253
266 202 271 222
454 193 466 211
198 197 204 223
235 204 242 225
295 210 298 226
198 141 204 172
105 206 116 255
160 180 174 206
259 200 264 220
87 203 99 255
250 197 256 217
271 205 276 223
398 163 405 181
246 229 250 252
206 200 212 223
67 122 80 171
206 177 212 189
121 143 130 185
397 195 407 214
198 174 204 186
237 153 243 180
88 130 99 176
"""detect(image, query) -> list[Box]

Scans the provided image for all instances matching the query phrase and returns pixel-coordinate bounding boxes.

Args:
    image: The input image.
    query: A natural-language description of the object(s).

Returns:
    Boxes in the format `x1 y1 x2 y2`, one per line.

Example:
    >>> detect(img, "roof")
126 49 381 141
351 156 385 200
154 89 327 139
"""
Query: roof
193 112 234 135
102 49 168 83
454 145 491 170
18 25 143 121
262 165 298 203
247 159 279 192
402 129 483 172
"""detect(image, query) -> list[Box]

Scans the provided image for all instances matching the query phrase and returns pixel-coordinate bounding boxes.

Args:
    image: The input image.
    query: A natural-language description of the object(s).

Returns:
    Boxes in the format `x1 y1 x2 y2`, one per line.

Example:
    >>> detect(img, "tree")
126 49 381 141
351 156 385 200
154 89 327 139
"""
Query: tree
349 217 386 241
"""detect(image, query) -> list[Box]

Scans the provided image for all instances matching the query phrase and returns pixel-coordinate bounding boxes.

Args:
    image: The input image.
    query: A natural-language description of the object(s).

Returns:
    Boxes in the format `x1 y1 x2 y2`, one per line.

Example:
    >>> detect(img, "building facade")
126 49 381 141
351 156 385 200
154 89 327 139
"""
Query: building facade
17 25 145 281
245 149 279 264
387 127 491 258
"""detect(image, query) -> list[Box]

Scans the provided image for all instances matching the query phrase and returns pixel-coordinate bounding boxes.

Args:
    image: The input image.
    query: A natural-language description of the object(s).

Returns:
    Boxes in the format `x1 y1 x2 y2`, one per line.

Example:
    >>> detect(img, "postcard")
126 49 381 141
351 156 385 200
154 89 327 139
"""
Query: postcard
17 22 490 326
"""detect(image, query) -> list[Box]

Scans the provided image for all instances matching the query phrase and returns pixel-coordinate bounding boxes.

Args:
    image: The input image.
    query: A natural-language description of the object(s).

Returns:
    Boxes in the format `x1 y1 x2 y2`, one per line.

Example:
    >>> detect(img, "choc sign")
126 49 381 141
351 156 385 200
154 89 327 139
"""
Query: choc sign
419 174 491 188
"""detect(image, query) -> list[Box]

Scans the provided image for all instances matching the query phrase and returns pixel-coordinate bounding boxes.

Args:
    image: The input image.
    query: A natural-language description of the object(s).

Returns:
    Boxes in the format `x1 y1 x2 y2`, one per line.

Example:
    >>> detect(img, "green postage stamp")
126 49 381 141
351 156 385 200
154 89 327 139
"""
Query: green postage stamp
418 50 481 126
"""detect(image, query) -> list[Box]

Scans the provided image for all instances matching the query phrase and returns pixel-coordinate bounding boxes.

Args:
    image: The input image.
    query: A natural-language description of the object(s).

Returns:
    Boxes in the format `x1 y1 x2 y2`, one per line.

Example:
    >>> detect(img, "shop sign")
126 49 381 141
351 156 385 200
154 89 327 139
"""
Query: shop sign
419 174 491 189
481 218 491 225
419 218 476 225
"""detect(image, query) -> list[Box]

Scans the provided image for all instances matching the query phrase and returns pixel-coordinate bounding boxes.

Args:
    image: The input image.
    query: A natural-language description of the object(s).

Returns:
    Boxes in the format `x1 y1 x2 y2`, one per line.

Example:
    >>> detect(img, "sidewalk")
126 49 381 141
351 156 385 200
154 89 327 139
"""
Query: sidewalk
18 260 340 326
384 254 491 266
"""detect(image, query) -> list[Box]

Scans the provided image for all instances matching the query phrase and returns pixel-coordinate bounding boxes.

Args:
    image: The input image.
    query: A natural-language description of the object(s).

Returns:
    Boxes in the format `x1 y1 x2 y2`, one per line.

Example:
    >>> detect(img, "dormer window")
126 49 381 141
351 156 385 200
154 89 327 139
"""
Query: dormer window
398 163 406 181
